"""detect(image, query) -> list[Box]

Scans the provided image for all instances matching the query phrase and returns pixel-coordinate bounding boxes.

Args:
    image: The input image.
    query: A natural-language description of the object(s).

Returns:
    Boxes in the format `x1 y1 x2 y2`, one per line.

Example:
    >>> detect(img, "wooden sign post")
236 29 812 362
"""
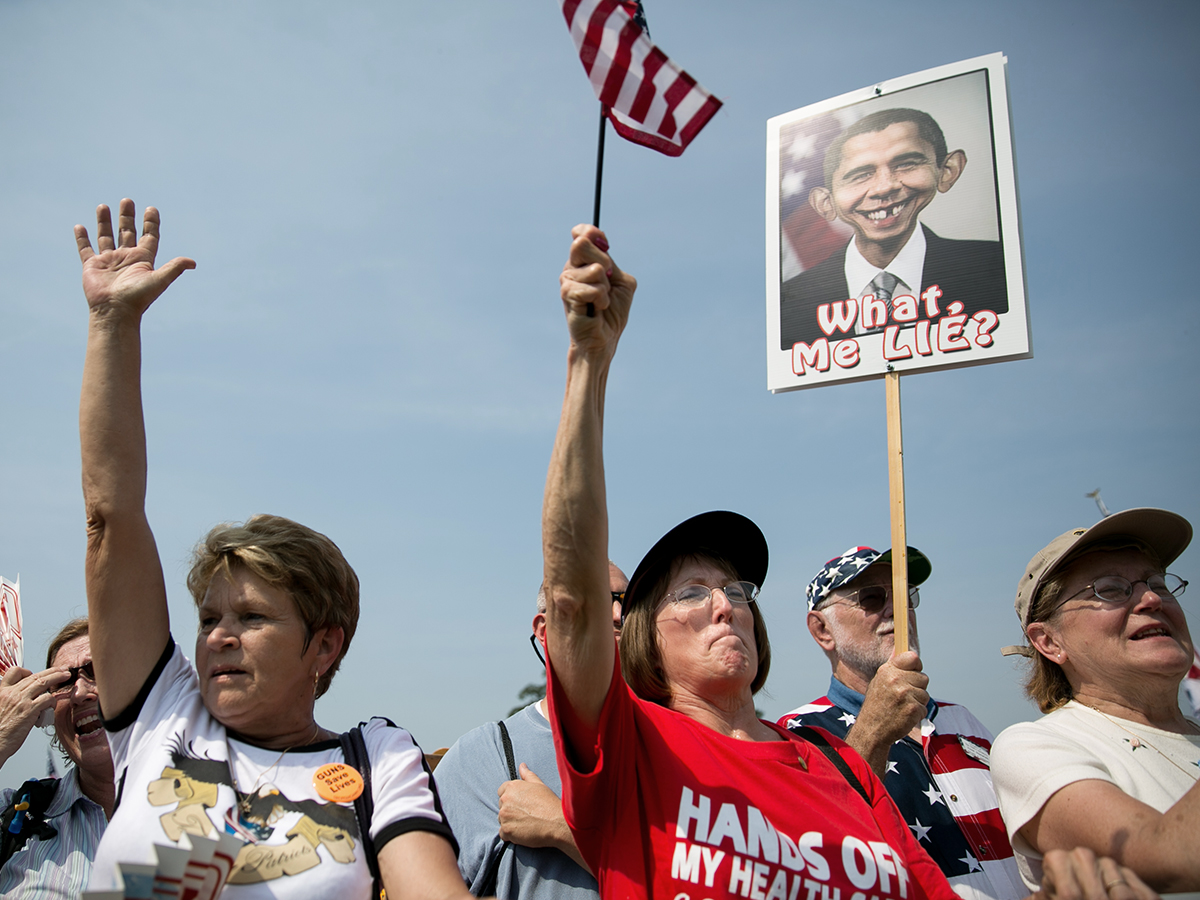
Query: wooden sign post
885 372 909 654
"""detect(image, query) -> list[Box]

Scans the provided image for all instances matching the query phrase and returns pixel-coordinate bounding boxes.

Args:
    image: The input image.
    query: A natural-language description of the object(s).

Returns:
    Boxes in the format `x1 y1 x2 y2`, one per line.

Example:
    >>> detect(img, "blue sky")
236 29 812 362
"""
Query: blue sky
1 0 1197 780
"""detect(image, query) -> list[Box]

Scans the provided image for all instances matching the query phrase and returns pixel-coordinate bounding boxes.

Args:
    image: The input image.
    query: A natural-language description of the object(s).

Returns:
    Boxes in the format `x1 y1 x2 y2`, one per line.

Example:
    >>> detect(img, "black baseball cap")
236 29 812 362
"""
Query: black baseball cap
622 511 768 621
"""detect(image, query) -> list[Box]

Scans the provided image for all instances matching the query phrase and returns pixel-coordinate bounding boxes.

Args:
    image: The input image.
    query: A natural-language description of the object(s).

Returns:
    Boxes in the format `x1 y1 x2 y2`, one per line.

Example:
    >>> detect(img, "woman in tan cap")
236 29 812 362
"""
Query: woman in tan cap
992 508 1199 892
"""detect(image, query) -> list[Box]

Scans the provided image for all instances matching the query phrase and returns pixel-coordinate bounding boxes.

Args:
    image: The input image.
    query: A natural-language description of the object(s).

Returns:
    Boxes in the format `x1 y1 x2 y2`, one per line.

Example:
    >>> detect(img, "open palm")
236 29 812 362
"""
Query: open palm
75 198 195 316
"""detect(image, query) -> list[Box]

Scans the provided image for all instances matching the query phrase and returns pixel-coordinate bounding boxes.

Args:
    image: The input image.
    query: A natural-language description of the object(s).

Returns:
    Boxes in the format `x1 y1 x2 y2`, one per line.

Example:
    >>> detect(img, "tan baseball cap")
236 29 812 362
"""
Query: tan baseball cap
1004 508 1192 657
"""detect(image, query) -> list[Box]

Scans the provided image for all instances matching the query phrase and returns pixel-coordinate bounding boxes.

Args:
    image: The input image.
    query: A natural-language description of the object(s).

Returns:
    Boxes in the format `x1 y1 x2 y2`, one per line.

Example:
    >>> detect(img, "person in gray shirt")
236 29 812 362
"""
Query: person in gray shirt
435 563 628 899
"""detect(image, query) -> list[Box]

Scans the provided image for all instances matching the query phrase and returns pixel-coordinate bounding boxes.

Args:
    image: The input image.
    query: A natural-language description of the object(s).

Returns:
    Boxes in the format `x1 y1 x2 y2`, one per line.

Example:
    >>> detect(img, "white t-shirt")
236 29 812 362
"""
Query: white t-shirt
990 701 1200 889
88 640 454 898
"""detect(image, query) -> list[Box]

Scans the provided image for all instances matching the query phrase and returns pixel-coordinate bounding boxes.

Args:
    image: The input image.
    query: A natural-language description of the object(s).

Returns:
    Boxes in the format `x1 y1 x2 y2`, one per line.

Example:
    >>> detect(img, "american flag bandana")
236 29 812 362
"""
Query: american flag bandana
560 0 723 157
806 545 932 610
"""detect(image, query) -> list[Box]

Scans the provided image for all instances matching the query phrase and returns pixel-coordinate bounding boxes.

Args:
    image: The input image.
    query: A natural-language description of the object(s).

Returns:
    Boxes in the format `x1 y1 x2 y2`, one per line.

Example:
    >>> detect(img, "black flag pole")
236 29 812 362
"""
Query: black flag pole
586 105 608 318
593 104 607 228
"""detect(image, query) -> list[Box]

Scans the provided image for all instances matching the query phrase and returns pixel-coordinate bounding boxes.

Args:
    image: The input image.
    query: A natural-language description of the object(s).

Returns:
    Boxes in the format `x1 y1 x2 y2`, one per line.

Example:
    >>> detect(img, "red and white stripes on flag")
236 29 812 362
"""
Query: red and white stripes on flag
561 0 722 156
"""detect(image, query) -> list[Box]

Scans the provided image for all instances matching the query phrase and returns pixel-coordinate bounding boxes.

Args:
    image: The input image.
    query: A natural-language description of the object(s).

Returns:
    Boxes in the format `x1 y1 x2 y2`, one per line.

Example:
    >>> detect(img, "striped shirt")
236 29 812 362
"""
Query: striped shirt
780 678 1025 900
0 767 106 899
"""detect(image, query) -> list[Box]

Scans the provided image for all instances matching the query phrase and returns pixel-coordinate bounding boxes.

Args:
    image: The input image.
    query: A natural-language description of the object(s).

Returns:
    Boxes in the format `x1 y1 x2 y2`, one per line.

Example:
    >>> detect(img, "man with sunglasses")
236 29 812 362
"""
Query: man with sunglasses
434 562 628 899
779 546 1025 900
0 618 111 897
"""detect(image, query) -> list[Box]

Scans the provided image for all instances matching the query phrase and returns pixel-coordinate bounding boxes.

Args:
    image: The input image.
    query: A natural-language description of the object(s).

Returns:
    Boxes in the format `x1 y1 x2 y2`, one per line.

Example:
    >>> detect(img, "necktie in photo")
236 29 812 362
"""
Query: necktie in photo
859 271 899 334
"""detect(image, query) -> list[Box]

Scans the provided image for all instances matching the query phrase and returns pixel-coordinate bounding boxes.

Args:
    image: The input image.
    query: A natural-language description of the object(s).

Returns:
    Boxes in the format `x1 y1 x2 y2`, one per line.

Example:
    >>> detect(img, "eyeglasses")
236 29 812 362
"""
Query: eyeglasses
820 584 920 614
54 662 96 693
662 581 760 609
529 633 546 668
1057 574 1187 611
611 591 626 604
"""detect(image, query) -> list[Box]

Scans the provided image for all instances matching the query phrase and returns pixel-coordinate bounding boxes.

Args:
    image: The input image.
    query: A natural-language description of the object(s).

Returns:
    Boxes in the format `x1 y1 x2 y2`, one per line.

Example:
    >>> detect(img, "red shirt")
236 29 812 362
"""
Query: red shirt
549 661 959 900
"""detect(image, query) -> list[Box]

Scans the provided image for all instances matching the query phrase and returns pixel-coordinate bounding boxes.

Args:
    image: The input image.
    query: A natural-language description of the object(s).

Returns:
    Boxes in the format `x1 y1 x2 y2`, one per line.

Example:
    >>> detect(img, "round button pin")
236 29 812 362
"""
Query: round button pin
313 763 364 802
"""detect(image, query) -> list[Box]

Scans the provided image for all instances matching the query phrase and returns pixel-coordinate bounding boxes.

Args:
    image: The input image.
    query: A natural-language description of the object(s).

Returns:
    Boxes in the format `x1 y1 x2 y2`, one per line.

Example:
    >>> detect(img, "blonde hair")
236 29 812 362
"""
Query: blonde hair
187 515 359 698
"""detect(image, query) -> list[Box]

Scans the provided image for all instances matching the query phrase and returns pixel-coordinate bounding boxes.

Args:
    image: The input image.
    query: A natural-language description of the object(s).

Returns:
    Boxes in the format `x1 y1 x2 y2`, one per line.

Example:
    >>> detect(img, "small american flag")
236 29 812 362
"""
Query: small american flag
560 0 722 156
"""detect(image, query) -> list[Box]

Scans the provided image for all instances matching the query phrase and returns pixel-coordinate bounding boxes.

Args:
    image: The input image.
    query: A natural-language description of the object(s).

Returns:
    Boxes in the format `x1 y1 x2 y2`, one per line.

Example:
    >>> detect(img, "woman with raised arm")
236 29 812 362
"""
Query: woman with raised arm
75 199 473 900
541 224 1158 900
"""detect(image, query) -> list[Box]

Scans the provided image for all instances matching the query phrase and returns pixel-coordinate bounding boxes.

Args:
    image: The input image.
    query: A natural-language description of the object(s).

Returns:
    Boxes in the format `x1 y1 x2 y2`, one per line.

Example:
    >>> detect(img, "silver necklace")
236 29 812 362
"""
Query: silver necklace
1084 705 1200 779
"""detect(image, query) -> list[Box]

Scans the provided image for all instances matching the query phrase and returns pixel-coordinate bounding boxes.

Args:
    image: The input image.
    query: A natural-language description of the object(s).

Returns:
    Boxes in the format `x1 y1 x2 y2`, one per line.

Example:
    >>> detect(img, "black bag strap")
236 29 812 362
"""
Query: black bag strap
793 725 872 808
497 720 518 780
340 726 382 899
0 777 60 867
476 720 519 897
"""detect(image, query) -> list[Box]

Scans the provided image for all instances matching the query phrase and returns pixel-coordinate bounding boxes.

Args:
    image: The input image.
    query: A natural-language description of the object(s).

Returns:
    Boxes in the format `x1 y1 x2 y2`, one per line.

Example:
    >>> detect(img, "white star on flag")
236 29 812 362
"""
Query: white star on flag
923 785 945 806
839 712 857 727
960 852 982 873
909 819 931 841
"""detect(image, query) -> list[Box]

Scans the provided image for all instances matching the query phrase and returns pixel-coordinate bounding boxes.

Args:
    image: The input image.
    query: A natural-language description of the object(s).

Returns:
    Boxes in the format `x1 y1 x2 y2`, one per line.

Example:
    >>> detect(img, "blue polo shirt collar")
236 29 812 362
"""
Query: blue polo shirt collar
827 676 937 723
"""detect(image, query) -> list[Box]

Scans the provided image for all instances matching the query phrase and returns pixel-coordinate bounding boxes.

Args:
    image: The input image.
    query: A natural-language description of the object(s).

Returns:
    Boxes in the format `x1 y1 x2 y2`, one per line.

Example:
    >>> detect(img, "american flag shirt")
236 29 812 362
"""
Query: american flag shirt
780 679 1024 900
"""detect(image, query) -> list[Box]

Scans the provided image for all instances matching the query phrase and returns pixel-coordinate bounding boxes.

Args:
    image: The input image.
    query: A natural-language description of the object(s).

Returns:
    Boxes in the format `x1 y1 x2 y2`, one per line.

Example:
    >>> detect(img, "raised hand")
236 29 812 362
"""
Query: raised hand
74 198 195 318
559 225 636 359
0 665 70 766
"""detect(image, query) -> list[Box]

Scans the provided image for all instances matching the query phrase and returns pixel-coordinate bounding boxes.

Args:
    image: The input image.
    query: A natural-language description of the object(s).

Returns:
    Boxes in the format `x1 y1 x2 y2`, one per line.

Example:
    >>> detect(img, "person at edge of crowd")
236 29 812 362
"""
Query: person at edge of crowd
0 619 111 898
778 545 1024 900
778 107 1008 350
435 561 628 899
539 222 1153 900
991 508 1200 893
73 199 475 899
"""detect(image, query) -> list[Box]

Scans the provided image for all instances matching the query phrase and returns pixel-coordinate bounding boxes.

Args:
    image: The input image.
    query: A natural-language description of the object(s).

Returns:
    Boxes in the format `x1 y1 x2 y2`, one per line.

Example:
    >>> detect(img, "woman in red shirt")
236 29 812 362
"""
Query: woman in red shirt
540 224 1152 900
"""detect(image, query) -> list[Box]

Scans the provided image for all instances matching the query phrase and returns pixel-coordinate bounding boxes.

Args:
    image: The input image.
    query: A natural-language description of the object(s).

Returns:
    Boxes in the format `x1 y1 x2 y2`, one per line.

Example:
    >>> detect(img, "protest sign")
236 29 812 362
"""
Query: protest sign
765 55 1030 647
765 53 1029 392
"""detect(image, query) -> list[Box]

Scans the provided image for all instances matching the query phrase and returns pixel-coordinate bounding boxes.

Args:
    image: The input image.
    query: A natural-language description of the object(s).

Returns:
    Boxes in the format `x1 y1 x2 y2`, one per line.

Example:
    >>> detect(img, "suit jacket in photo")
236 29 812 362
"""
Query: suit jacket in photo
779 225 1008 350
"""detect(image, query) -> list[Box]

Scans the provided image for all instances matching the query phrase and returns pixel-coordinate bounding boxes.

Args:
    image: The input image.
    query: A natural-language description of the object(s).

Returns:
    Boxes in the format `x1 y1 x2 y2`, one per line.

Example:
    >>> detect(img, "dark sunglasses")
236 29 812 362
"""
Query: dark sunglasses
822 584 920 615
55 662 96 693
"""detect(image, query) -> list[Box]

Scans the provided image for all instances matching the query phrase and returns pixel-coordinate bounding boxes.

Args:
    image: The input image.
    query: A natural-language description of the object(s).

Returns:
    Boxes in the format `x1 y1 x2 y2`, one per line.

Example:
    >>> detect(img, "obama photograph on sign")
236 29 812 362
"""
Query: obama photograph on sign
778 104 1008 350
